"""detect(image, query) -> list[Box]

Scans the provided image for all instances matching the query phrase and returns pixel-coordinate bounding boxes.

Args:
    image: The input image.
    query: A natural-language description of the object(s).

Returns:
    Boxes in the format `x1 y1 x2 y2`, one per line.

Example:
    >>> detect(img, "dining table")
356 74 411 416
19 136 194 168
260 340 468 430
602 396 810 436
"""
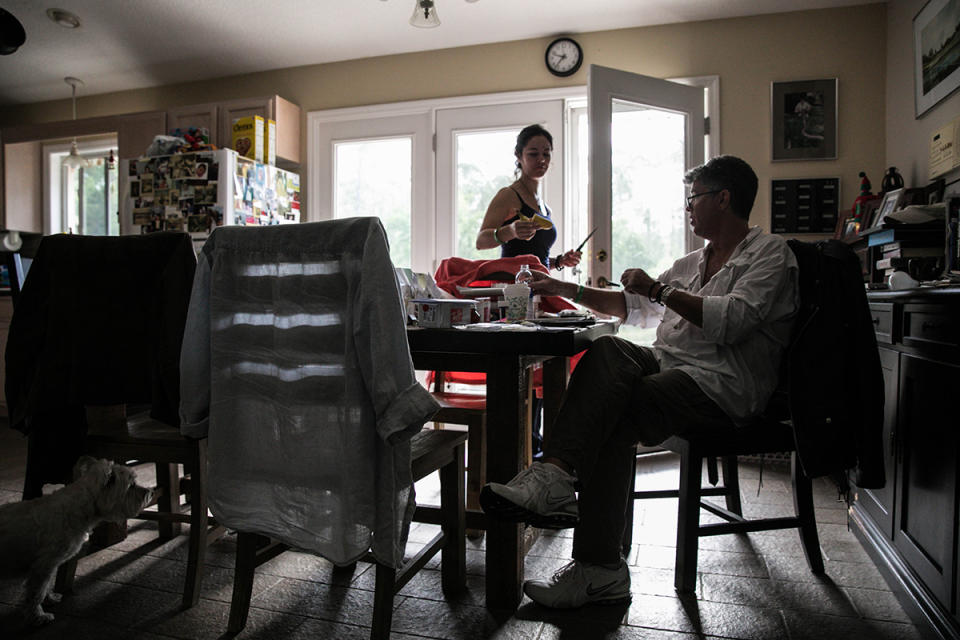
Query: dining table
407 319 618 610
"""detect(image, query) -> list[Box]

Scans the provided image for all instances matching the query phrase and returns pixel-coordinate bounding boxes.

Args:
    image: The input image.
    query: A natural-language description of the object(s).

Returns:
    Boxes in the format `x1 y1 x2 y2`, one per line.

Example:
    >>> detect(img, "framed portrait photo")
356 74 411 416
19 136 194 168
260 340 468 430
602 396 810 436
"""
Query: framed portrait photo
914 0 960 118
771 78 838 161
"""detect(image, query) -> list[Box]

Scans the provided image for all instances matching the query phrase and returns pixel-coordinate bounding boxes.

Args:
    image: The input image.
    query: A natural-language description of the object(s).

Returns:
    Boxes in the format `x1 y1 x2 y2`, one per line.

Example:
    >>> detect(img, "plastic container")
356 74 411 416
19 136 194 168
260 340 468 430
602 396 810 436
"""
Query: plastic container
515 264 533 284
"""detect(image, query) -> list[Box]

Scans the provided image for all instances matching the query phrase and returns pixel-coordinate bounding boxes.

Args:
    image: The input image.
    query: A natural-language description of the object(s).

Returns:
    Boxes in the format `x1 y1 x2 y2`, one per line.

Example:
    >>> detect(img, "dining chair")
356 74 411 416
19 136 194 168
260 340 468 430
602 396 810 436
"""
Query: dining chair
623 239 883 594
5 231 223 608
430 369 538 537
622 416 823 593
178 218 466 638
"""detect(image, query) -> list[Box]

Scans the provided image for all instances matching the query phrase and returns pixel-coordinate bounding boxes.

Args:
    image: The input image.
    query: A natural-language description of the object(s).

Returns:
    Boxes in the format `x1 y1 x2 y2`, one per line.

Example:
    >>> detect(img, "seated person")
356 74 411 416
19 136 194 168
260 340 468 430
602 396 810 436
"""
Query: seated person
479 155 799 609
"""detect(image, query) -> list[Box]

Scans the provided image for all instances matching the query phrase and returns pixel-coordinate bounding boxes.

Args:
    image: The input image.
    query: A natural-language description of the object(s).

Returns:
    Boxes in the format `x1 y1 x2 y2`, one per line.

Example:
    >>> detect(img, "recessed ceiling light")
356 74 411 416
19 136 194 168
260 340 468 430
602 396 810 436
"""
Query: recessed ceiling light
46 8 81 29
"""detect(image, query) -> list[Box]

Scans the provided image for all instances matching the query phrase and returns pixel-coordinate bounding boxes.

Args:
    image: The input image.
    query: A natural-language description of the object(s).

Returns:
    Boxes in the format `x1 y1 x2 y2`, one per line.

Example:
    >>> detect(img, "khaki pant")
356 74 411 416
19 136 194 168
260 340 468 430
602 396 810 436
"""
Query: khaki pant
544 335 735 564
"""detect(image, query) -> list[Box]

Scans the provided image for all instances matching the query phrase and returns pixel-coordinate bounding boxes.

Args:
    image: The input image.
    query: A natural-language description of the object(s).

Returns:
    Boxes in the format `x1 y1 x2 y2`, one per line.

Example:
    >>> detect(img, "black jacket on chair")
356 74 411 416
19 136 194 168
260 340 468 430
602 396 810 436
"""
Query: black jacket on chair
4 232 196 486
786 239 885 489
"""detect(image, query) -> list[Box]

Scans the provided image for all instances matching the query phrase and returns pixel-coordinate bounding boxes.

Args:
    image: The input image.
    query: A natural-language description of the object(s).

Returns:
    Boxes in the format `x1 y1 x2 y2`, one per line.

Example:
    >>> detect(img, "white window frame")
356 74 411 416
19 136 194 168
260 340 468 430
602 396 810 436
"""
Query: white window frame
43 136 117 235
307 80 719 275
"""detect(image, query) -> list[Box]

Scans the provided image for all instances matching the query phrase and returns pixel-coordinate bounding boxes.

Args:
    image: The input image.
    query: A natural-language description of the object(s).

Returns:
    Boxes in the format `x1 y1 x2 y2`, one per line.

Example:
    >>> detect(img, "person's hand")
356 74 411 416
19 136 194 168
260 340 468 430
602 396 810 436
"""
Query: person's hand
556 250 581 268
528 270 568 297
507 214 539 241
620 268 656 296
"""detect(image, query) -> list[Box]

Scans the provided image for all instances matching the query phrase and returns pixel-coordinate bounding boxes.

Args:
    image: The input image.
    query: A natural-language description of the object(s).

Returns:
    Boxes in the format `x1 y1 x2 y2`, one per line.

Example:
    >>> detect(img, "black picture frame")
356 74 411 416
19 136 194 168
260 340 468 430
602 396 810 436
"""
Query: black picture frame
771 79 838 161
870 188 906 230
914 0 960 118
926 177 947 203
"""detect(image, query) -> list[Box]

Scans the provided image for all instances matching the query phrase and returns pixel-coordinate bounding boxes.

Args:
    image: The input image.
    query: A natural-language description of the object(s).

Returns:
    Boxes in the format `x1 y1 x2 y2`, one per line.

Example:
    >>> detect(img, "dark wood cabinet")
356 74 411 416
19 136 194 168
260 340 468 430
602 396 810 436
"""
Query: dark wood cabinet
894 353 958 605
851 287 960 640
857 345 898 538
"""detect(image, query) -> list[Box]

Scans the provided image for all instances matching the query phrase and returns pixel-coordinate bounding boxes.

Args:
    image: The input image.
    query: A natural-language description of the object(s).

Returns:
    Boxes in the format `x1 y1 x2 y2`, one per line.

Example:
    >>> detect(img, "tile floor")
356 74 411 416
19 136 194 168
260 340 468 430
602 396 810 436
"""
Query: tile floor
0 423 934 639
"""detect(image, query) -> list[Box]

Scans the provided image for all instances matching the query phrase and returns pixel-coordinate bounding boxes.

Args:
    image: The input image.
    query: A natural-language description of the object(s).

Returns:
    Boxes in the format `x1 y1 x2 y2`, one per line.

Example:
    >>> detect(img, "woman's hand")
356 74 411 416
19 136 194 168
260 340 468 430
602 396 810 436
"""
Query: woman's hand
505 214 539 242
555 250 582 268
620 268 656 296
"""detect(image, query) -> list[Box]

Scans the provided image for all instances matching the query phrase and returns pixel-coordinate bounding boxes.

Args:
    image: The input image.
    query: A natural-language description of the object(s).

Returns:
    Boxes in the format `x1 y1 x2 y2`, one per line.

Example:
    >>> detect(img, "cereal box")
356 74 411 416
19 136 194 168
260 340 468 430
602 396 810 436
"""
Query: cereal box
232 115 264 162
264 119 277 166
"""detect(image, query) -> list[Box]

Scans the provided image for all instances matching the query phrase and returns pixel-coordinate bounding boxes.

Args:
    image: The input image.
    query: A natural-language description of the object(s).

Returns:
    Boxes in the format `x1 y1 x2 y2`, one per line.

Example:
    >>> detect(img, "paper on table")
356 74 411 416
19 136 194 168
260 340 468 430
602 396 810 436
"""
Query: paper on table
886 203 946 225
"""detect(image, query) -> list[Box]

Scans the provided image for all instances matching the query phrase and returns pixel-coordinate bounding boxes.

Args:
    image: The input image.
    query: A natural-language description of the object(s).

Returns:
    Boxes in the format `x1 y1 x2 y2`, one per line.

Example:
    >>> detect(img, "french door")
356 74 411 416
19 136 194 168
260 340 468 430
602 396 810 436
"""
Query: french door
587 65 705 289
434 101 564 266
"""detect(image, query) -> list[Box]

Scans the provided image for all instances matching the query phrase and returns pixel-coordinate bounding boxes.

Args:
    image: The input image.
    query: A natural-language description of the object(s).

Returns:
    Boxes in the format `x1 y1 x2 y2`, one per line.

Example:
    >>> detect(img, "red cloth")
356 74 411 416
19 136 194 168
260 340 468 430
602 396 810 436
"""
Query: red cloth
433 255 575 314
430 256 581 388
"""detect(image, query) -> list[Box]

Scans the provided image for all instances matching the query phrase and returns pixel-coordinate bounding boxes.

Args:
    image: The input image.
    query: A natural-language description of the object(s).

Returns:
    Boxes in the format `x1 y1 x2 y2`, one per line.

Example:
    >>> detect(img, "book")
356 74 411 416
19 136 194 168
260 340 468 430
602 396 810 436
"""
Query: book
866 226 944 247
879 245 943 259
875 257 906 270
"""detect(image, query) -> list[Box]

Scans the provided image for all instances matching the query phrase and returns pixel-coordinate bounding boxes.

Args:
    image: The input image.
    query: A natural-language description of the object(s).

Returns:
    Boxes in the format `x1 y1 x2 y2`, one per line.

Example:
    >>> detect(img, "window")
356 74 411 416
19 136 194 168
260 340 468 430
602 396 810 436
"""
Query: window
310 110 432 272
308 81 718 313
452 129 520 261
44 137 119 235
334 137 413 269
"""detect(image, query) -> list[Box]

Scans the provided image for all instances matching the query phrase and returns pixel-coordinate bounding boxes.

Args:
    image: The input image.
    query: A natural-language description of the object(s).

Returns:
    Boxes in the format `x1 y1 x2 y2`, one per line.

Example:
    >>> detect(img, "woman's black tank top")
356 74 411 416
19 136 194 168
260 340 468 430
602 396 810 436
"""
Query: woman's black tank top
500 186 557 268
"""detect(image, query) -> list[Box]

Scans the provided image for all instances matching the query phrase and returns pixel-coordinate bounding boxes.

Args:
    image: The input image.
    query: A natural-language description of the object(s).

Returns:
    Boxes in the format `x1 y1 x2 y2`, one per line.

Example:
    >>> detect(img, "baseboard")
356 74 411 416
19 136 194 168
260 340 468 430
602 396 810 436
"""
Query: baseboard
848 504 957 640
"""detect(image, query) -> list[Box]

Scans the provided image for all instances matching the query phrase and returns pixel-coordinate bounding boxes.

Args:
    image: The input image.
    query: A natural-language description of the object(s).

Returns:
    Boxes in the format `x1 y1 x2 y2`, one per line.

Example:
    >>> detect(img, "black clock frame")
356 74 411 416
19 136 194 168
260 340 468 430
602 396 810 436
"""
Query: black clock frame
545 37 583 78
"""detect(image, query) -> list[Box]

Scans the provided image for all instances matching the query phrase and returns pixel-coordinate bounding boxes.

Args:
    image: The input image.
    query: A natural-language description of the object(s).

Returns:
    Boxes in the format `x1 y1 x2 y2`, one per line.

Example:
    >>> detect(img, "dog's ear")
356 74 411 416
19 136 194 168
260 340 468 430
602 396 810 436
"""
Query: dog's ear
73 455 100 480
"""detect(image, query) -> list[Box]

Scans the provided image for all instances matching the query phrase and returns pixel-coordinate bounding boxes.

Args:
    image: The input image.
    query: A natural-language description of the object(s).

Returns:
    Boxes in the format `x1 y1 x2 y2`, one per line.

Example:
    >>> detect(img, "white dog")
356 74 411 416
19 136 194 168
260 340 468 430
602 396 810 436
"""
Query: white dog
0 456 154 625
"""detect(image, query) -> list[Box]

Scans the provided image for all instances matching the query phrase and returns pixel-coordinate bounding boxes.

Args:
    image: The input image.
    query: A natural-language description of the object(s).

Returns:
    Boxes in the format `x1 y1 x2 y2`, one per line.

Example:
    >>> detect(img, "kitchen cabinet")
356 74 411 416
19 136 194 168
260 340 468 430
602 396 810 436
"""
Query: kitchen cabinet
164 95 300 168
217 95 300 167
166 103 218 139
851 288 960 640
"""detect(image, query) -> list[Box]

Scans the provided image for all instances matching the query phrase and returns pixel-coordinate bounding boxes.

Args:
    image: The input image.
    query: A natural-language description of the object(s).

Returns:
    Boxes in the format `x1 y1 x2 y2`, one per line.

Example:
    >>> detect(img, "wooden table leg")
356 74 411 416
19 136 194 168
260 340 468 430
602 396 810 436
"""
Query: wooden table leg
483 357 527 610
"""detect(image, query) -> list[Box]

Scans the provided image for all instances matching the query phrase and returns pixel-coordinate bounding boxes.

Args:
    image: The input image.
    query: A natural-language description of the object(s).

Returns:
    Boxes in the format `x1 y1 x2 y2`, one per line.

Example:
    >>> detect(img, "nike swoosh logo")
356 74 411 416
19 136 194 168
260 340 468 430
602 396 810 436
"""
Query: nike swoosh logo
545 492 571 505
585 579 621 596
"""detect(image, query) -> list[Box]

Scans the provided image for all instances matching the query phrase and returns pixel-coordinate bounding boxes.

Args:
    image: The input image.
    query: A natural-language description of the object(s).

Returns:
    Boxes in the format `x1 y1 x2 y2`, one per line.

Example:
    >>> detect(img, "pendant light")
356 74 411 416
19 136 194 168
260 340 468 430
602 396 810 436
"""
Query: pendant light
410 0 440 28
62 77 89 170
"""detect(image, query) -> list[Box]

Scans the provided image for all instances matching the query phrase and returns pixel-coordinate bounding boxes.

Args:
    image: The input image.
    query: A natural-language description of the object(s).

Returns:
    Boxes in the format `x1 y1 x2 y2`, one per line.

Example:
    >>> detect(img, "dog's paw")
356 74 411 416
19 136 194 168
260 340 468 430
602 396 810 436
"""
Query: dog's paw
44 592 62 605
25 610 54 626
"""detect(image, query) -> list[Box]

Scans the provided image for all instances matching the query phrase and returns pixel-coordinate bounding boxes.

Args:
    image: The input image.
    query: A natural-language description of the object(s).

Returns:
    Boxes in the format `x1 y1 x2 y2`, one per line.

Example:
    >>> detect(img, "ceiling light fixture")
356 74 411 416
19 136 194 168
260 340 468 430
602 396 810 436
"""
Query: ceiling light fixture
0 7 27 55
395 0 477 29
410 0 440 28
62 77 89 170
46 8 81 29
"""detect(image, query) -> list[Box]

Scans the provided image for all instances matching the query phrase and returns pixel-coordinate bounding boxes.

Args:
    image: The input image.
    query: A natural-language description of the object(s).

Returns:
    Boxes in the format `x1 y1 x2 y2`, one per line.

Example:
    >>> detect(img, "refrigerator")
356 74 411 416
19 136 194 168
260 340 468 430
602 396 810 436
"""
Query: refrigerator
120 149 300 251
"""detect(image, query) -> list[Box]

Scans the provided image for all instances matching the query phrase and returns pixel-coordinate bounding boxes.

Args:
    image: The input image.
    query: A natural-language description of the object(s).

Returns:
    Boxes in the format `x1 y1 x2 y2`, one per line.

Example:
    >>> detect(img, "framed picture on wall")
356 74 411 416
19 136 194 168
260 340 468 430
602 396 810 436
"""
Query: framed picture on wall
914 0 960 118
771 78 838 161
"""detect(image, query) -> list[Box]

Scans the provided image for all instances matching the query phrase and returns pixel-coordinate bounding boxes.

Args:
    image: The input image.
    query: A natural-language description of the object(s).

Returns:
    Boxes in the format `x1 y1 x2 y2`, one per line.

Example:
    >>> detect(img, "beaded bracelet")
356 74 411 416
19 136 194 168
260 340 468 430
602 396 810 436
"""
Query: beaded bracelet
573 284 585 304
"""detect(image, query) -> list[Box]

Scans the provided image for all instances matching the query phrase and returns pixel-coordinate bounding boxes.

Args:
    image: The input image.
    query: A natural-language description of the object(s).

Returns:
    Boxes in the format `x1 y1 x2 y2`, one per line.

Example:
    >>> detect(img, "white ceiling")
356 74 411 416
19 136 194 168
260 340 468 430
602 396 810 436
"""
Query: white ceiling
0 0 872 107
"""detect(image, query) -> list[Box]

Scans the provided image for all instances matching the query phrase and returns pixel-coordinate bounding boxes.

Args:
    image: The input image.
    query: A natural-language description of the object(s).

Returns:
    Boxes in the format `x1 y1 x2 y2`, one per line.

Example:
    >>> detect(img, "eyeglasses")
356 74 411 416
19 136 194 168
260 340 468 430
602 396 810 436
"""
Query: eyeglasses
685 190 722 208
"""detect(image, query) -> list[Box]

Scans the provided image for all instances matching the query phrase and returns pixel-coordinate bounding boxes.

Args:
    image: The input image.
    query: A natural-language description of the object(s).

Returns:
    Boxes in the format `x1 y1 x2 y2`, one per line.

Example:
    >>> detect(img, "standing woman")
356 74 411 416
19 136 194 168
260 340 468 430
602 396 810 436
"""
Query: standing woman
476 124 581 271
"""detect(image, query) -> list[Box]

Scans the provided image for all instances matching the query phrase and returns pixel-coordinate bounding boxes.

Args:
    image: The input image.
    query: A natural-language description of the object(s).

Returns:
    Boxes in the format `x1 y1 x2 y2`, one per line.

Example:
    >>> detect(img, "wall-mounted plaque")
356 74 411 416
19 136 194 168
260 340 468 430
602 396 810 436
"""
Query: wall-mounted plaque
771 177 841 234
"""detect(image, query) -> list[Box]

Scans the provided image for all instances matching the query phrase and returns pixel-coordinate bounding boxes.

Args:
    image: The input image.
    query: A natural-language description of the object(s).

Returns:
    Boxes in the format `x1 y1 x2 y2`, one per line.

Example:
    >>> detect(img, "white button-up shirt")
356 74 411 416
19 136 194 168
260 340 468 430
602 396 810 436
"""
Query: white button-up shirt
624 227 799 421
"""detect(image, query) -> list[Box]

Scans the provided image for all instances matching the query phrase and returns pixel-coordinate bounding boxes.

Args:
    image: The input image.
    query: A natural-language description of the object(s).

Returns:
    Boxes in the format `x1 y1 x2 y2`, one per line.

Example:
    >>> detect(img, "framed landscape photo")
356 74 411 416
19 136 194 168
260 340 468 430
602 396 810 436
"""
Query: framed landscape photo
771 79 838 161
914 0 960 118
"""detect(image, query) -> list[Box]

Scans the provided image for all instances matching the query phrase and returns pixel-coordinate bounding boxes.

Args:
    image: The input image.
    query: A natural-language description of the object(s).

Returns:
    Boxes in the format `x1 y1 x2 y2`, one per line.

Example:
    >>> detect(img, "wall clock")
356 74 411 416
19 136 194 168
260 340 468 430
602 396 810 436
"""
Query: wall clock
545 37 583 77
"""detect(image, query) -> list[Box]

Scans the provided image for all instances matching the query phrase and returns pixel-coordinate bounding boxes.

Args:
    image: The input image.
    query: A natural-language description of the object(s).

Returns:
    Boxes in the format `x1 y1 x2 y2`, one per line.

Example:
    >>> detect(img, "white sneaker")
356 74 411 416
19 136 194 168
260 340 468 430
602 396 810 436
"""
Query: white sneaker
523 559 631 609
479 462 578 529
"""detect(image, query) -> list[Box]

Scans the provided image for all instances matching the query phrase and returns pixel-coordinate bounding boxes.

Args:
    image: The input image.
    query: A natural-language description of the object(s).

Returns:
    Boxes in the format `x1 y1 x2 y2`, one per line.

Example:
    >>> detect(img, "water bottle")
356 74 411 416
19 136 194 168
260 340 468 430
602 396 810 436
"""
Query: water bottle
515 264 535 319
515 264 533 284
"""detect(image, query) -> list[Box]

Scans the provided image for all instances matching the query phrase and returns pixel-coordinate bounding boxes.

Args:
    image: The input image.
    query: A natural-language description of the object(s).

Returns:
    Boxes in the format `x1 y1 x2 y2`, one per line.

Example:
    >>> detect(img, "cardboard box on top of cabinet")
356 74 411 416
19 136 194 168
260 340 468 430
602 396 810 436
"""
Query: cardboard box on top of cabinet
264 119 277 166
232 116 264 162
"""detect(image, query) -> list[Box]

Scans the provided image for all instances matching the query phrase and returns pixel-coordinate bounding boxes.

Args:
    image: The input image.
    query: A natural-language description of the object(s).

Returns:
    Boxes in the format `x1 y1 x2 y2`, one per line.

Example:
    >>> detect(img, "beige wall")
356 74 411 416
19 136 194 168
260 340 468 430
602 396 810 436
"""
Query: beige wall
886 0 960 189
0 4 888 232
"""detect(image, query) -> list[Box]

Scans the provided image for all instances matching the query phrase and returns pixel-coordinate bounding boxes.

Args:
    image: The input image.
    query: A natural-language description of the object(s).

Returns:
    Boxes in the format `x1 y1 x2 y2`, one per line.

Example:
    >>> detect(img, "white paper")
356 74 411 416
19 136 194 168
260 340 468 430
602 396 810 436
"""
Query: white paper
885 203 946 225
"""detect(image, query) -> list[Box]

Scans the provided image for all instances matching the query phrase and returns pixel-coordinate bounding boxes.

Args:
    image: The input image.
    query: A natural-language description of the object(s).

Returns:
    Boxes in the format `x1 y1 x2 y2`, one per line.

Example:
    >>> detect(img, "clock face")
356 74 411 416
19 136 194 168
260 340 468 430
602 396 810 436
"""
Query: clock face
545 38 582 77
